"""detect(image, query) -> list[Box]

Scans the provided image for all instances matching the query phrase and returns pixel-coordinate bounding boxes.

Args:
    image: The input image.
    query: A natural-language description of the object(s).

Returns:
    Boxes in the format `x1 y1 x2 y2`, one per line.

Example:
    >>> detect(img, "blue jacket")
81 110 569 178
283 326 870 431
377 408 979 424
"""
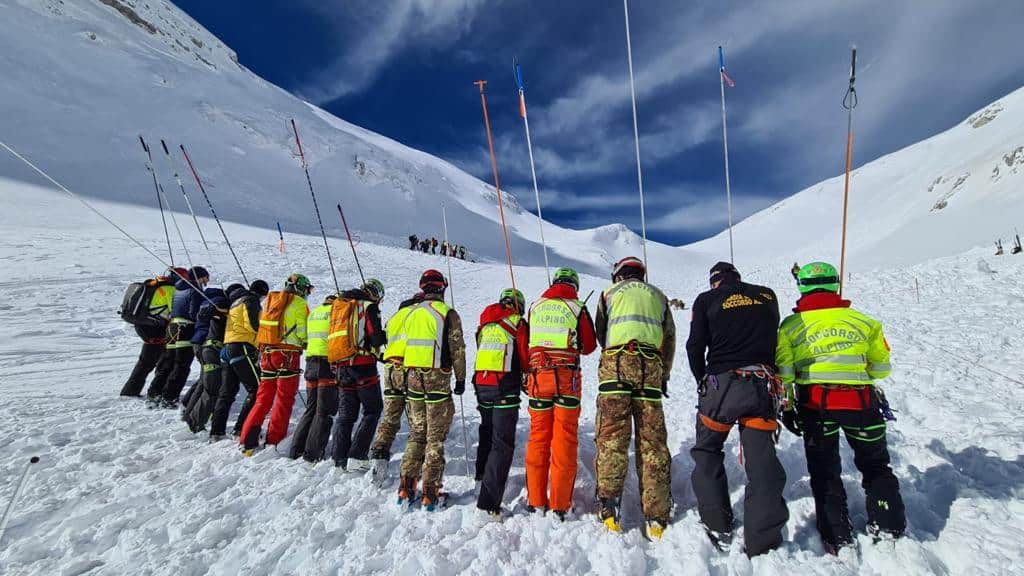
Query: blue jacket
192 288 228 344
170 273 205 323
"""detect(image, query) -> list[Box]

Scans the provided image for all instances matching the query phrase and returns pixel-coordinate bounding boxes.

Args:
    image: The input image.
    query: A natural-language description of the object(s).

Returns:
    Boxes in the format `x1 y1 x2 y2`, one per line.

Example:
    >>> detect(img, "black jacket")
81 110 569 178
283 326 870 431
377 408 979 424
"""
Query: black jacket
685 280 779 382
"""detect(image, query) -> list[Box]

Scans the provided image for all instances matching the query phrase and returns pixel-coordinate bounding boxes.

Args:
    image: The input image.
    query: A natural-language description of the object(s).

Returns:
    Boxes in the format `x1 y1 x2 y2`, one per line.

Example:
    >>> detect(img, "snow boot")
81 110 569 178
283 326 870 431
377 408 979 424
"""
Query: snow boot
421 484 449 511
347 459 370 473
397 476 418 506
371 459 389 487
643 519 667 541
703 523 733 552
478 507 510 523
599 498 622 533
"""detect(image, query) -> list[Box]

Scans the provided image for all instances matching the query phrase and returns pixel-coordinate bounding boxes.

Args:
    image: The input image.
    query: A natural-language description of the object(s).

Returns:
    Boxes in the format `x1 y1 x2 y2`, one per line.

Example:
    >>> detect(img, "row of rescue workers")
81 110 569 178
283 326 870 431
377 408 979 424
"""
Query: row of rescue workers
118 257 906 555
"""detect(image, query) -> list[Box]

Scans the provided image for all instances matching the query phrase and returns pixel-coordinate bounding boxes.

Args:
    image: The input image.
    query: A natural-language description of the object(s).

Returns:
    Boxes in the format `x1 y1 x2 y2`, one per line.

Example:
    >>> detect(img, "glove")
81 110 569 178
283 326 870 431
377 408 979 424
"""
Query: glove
453 380 465 395
781 409 802 437
661 378 670 398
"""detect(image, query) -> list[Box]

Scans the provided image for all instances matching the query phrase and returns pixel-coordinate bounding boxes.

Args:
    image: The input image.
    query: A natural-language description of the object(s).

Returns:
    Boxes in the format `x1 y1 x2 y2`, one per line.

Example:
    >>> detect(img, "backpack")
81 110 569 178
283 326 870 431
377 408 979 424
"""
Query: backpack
118 280 166 327
327 298 362 362
256 291 294 346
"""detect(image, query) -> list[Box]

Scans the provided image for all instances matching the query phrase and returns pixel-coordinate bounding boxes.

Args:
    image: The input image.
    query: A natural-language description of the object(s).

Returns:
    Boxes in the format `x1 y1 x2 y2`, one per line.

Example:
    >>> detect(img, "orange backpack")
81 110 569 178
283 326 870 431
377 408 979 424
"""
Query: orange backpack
256 291 294 346
327 298 362 362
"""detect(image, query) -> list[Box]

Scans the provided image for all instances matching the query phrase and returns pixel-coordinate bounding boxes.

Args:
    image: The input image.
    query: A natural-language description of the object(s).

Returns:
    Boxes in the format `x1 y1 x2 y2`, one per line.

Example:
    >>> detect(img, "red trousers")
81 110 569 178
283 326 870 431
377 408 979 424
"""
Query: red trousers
240 348 301 450
525 367 581 512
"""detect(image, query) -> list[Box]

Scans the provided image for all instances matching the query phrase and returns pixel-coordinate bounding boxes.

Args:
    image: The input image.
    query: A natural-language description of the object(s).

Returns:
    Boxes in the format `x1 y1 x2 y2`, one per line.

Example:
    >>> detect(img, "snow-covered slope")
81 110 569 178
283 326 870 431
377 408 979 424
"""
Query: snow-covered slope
0 0 680 275
689 87 1024 271
3 177 1024 575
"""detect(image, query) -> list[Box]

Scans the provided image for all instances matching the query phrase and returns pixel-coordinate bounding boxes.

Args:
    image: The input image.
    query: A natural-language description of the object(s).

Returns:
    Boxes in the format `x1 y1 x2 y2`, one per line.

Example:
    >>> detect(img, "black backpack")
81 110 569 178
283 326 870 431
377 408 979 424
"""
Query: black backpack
119 280 168 327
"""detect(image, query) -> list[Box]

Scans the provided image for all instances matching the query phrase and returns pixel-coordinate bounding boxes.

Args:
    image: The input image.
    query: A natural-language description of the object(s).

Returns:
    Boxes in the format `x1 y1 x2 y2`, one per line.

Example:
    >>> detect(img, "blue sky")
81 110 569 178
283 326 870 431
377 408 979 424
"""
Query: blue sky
175 0 1023 245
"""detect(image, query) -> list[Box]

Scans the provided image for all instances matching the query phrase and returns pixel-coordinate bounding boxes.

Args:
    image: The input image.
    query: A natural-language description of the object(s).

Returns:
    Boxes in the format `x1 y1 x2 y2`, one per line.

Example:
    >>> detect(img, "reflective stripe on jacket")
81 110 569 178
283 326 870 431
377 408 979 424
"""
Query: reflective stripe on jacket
306 303 332 357
474 315 521 372
403 301 451 368
383 304 417 361
528 298 582 350
150 285 175 321
602 279 666 348
776 306 891 390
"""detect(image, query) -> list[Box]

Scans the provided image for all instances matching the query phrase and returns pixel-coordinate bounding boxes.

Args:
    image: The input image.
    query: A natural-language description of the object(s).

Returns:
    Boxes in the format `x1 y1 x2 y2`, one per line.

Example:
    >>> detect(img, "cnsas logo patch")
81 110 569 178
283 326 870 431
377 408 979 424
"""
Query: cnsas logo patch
721 293 763 310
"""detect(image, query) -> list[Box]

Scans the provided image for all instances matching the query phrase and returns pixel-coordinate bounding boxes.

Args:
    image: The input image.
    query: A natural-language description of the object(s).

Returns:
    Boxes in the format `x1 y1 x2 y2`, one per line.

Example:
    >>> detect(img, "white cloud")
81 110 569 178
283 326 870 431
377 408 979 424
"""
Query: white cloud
647 188 776 235
296 0 488 103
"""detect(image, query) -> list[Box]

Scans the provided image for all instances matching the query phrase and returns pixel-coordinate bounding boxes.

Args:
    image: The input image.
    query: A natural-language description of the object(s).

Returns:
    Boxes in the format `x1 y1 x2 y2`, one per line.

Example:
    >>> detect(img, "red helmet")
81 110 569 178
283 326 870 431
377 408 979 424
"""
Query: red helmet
612 256 645 280
168 267 189 280
419 269 448 293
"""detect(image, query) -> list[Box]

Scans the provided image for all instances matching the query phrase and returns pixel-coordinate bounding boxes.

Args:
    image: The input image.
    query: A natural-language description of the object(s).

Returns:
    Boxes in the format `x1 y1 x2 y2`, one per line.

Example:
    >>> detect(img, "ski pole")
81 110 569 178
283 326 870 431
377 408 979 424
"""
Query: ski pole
179 144 249 285
459 394 472 477
441 203 456 307
140 136 174 266
474 80 517 291
0 140 221 306
141 136 192 268
623 0 649 276
276 222 292 269
0 456 40 545
290 119 340 294
161 139 210 251
839 46 858 297
336 202 366 287
158 182 195 270
514 57 551 284
718 46 736 264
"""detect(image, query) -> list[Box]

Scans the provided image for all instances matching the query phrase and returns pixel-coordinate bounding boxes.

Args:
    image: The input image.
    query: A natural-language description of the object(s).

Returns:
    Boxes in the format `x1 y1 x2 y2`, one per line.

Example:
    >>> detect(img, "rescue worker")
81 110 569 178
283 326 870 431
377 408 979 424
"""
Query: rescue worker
409 234 419 251
686 262 788 557
524 267 597 519
120 267 184 397
473 288 529 519
289 294 337 461
776 262 905 553
239 273 310 454
330 279 387 470
593 257 675 540
184 285 235 432
151 266 210 408
370 291 426 482
210 279 268 441
430 237 438 254
396 270 466 510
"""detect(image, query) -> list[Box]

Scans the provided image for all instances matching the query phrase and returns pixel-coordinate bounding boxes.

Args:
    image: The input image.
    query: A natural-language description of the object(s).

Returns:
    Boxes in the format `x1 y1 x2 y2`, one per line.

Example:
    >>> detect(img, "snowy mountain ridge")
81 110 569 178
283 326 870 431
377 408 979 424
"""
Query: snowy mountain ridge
0 0 677 278
690 87 1024 271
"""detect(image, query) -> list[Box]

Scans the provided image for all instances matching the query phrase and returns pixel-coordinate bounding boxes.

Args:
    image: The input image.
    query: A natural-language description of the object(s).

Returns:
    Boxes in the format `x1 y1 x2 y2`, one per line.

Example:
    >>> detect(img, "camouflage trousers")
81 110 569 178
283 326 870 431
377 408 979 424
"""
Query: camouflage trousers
370 364 407 460
399 369 455 488
595 348 672 522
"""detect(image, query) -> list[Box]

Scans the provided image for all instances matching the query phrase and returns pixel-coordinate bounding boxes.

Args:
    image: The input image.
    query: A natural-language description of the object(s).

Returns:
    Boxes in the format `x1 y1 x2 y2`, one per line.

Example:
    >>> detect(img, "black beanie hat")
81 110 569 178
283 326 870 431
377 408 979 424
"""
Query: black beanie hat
709 261 740 284
249 279 270 297
189 266 210 281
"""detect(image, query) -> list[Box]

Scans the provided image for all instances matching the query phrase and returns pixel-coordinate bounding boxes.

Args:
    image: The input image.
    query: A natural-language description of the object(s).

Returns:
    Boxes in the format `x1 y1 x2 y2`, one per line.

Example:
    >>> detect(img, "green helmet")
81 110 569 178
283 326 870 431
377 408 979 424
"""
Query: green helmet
552 267 579 289
364 278 385 302
797 262 840 294
285 273 313 294
499 288 526 313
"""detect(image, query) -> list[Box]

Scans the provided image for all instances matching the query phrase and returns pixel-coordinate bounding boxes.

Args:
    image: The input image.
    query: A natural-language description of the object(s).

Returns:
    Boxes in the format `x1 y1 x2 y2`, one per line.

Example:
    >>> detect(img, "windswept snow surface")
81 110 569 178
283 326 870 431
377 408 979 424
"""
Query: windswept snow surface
1 178 1023 575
